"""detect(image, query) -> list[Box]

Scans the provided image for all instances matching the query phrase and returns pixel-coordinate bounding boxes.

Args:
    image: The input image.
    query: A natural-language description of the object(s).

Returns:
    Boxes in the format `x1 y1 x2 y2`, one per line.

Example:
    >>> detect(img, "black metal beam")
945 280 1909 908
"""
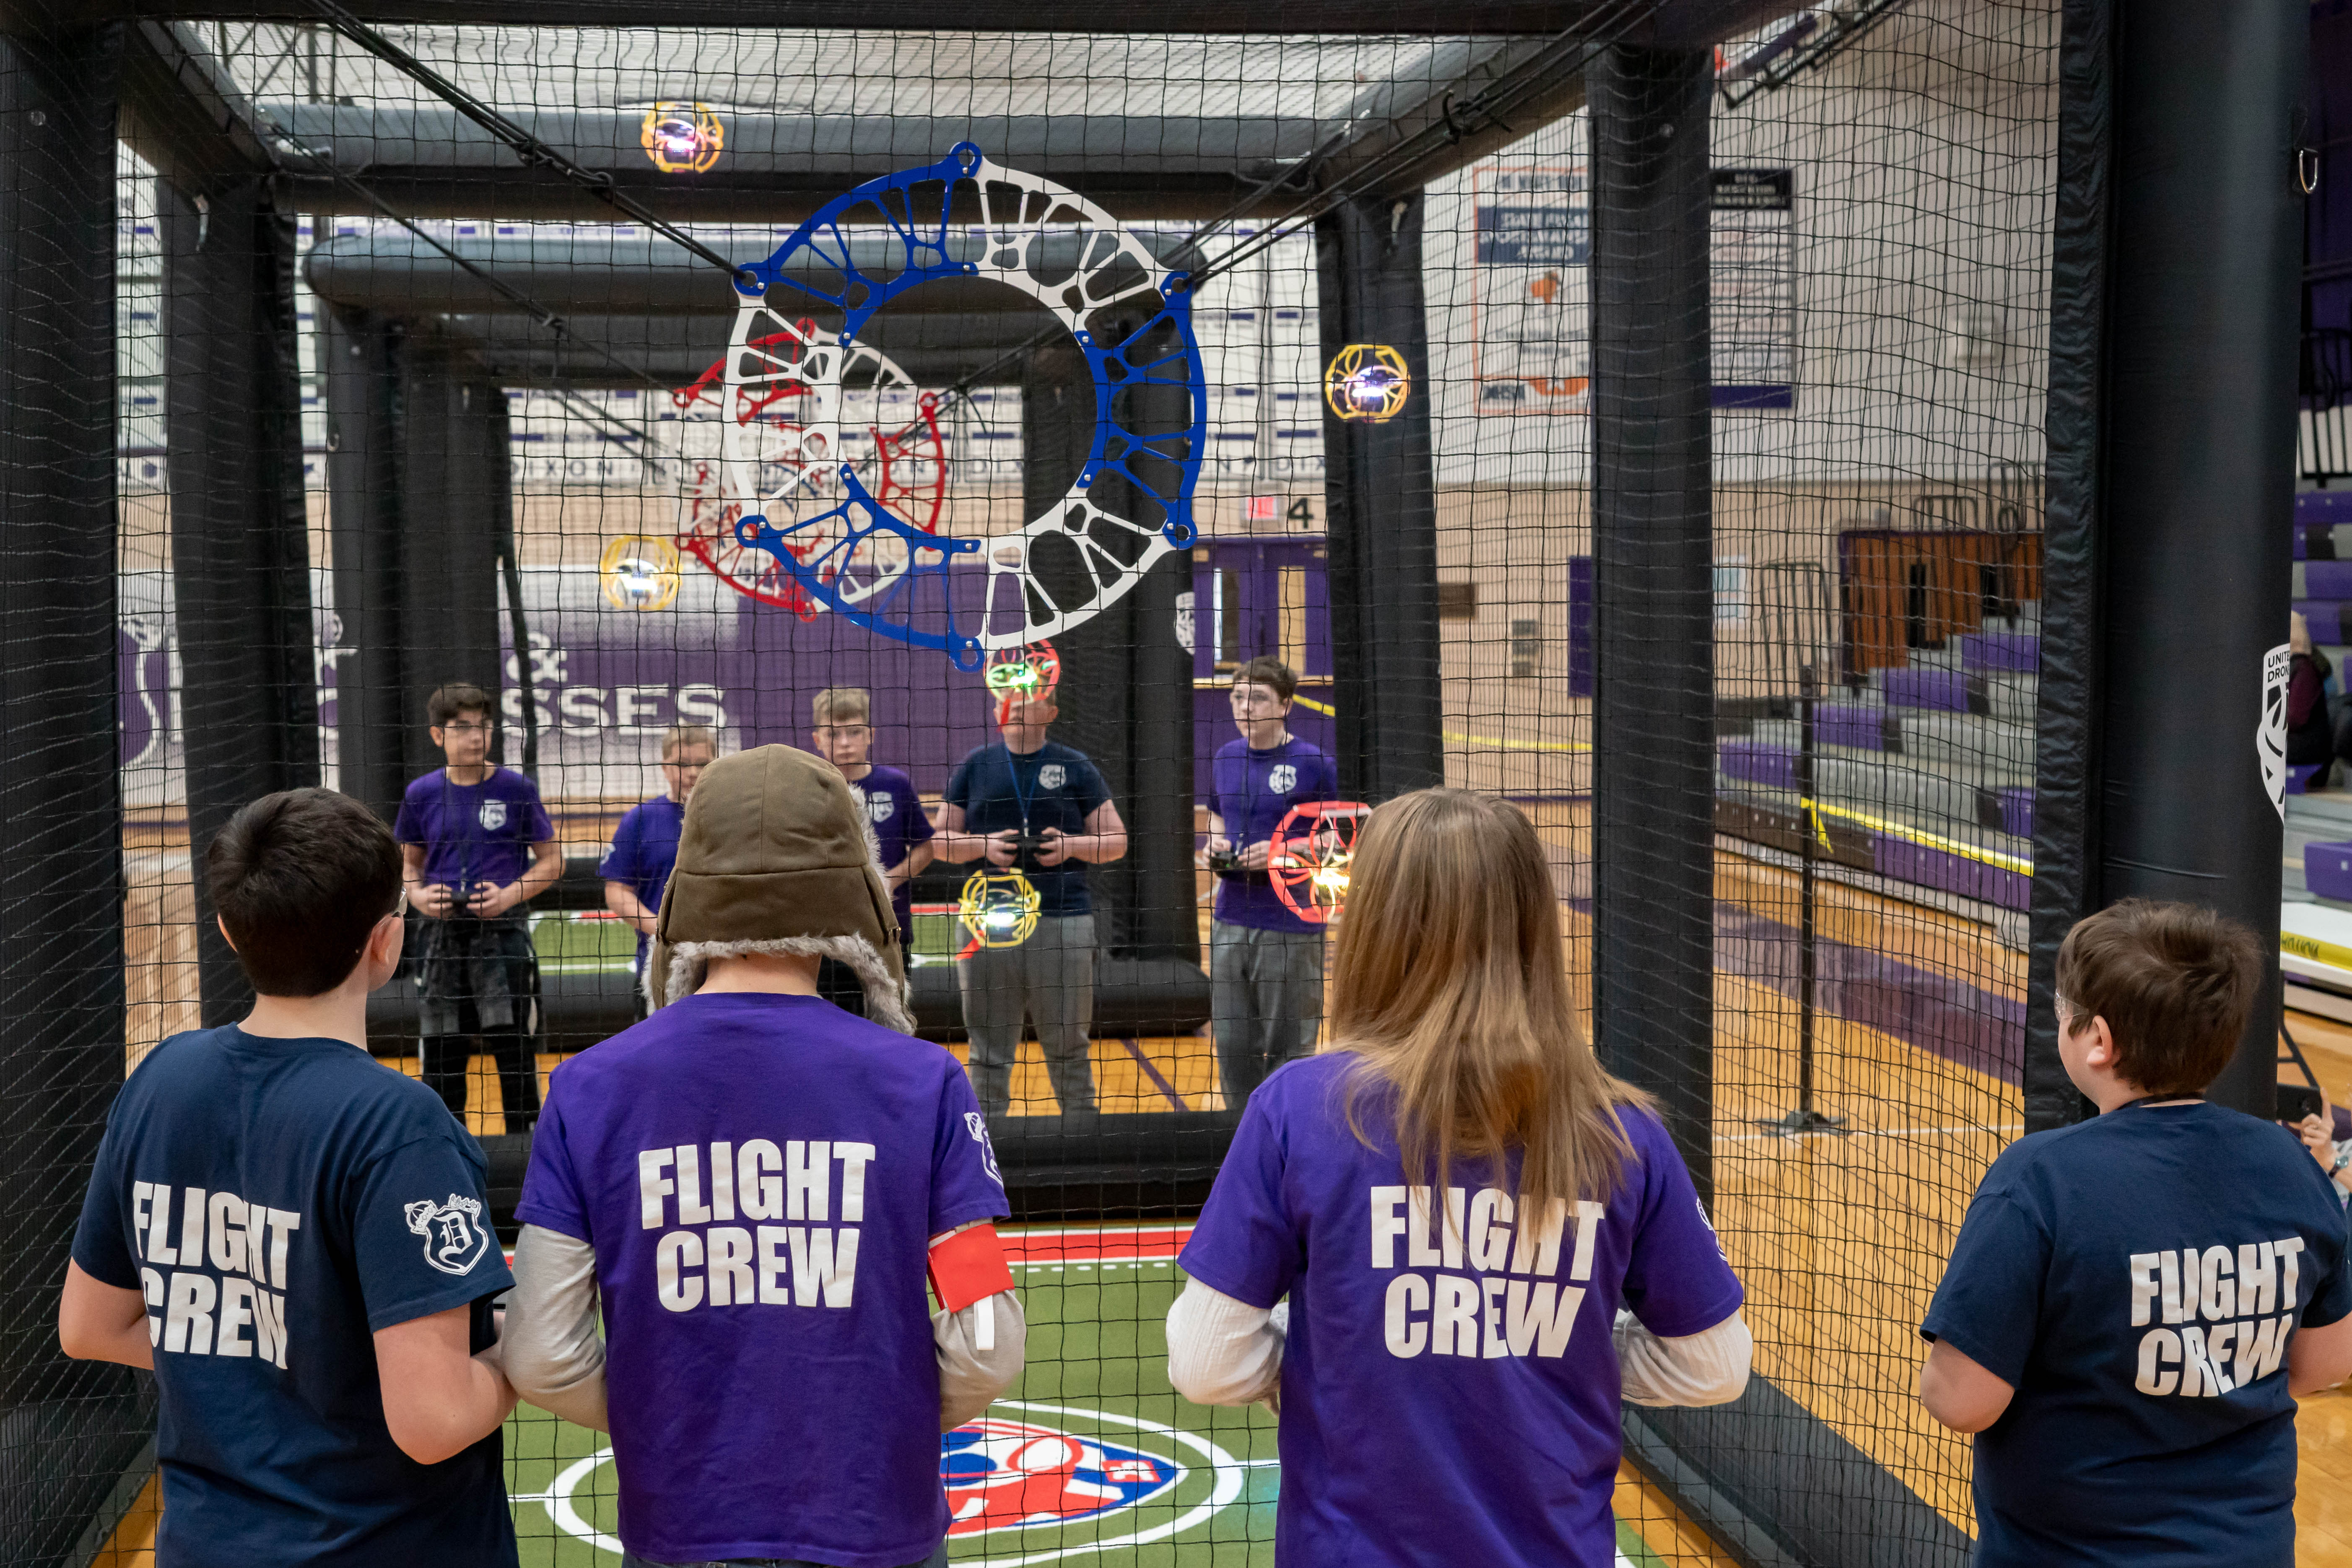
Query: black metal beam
423 311 1043 389
1316 192 1443 804
1585 44 1714 1200
305 228 1194 318
2042 0 2307 1121
119 21 276 195
1 0 1801 42
0 23 161 1567
162 175 321 1025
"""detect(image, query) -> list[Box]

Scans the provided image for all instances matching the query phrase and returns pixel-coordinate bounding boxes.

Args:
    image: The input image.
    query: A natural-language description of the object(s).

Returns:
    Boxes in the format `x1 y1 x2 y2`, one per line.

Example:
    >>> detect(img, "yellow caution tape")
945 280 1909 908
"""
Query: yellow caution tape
1280 692 2032 875
2281 928 2352 973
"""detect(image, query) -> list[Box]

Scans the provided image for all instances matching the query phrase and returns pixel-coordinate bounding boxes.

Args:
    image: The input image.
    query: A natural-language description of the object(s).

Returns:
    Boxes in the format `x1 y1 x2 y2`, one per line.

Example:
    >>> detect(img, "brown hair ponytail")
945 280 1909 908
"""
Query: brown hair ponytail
1329 788 1650 1215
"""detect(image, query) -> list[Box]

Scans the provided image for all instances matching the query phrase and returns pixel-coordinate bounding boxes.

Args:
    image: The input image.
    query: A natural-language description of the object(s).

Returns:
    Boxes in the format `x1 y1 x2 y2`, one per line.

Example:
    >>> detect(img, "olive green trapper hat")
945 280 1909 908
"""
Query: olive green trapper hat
646 744 913 1031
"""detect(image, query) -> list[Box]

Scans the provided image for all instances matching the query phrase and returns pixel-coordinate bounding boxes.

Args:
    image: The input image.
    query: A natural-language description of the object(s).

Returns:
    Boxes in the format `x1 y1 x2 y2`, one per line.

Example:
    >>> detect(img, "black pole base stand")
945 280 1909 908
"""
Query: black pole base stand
1756 1107 1848 1137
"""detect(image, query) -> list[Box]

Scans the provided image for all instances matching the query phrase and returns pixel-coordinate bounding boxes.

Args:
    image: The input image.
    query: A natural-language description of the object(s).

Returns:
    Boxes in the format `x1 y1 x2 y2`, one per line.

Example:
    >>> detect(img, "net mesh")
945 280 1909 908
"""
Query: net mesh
28 3 2062 1562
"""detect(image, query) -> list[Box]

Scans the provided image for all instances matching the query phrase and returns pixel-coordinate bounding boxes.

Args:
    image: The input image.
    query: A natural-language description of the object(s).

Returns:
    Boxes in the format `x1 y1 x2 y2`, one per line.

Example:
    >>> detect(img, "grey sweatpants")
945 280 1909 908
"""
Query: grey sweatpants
959 914 1096 1116
1212 919 1324 1110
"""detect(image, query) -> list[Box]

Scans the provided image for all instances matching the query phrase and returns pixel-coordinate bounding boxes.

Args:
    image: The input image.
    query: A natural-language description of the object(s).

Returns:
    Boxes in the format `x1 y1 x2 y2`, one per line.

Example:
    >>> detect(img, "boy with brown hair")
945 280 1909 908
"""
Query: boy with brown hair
1919 898 2352 1565
395 682 561 1132
61 789 518 1565
603 722 716 1018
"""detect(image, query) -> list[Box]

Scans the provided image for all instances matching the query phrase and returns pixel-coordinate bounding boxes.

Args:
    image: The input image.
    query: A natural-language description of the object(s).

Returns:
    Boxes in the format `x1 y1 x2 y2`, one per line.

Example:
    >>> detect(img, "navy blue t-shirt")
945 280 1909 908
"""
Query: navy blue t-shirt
943 740 1112 918
846 765 935 944
72 1027 518 1568
602 794 685 974
393 766 553 893
1921 1102 2352 1566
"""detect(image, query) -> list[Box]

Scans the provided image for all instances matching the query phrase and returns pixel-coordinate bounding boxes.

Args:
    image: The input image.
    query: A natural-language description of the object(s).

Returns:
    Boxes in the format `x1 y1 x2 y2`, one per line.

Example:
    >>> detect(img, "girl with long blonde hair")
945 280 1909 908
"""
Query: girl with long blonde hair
1168 788 1750 1567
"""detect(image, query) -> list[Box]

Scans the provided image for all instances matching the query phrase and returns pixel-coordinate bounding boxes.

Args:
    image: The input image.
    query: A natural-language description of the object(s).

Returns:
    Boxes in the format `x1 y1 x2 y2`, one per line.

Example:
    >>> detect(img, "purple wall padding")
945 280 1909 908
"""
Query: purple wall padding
2297 601 2346 644
1997 787 2035 840
1871 832 2031 912
1814 703 1888 751
1880 667 1972 713
1718 739 1797 790
1957 631 2040 672
2304 841 2352 901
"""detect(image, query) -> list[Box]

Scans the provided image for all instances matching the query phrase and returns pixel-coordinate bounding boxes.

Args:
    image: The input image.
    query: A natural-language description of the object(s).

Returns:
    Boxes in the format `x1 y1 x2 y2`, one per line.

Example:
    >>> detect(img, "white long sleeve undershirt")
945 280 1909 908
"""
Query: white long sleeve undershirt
1164 1277 1751 1409
503 1222 1026 1434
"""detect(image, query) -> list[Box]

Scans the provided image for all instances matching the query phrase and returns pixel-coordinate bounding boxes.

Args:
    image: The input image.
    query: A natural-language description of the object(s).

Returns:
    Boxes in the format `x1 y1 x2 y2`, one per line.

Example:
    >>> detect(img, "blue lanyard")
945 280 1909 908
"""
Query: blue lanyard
1004 743 1038 832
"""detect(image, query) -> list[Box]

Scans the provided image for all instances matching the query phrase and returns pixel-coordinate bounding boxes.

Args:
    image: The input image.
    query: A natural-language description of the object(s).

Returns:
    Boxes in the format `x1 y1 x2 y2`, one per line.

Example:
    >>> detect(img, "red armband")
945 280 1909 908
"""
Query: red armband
928 1223 1015 1314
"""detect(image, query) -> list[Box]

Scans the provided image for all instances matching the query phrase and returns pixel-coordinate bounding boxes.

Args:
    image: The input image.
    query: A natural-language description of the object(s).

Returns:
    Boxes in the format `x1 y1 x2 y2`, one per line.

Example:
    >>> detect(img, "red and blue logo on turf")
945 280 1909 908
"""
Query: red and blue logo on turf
941 1418 1185 1533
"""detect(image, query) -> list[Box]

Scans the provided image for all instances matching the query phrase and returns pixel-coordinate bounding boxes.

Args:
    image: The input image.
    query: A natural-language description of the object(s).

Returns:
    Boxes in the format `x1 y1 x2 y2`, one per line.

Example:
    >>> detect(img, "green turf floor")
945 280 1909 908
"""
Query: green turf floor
499 1254 1661 1565
501 1258 1283 1565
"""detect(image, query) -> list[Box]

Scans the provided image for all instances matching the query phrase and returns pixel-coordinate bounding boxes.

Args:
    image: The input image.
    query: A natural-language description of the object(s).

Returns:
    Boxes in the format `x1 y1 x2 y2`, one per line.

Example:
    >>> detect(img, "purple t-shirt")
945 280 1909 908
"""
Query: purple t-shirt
1208 736 1340 932
392 768 553 893
1179 1053 1742 1568
844 766 935 944
514 992 1008 1566
601 795 685 974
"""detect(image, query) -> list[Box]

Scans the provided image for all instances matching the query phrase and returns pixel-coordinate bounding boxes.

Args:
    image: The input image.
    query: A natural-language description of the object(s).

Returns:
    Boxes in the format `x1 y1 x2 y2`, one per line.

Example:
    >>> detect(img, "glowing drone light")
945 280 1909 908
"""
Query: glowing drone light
642 102 724 174
984 641 1062 724
599 535 681 612
958 868 1041 950
1268 800 1373 926
725 141 1206 671
672 325 945 619
1324 344 1412 424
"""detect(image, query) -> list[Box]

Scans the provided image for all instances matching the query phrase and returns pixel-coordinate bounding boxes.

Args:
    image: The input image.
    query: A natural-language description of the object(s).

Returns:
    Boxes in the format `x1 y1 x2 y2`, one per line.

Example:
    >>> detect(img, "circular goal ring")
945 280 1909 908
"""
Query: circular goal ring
958 868 1042 950
725 141 1205 671
674 326 946 618
1267 801 1373 926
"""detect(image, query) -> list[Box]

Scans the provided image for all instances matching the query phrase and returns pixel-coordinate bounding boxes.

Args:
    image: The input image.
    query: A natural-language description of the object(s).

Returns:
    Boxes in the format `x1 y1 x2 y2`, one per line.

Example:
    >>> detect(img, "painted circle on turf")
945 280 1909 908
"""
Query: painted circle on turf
943 1417 1183 1534
519 1400 1243 1563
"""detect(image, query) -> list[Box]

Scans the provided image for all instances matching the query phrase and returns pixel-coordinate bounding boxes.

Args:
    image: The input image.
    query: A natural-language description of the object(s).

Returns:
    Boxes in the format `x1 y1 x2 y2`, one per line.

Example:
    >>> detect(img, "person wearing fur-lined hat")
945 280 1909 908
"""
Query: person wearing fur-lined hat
501 745 1025 1568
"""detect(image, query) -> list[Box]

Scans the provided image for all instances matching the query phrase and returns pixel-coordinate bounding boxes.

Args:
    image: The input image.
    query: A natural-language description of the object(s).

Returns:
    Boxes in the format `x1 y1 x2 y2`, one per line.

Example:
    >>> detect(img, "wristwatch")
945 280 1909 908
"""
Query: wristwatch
2331 1144 2352 1178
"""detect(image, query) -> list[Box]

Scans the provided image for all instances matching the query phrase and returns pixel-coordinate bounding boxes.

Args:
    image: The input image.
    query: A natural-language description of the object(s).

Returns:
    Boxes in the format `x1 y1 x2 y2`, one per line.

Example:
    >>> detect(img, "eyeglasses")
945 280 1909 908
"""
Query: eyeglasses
441 719 493 735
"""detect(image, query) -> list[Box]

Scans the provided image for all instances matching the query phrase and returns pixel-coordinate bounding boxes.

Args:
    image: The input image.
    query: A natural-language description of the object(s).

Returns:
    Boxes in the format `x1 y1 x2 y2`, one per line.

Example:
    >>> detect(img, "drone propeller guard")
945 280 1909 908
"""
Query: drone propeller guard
1267 800 1373 926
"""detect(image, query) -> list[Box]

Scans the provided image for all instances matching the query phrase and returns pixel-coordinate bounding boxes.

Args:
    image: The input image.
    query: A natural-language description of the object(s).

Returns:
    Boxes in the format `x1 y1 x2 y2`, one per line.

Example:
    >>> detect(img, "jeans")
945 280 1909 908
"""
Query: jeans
1210 919 1324 1110
958 914 1096 1116
621 1545 948 1568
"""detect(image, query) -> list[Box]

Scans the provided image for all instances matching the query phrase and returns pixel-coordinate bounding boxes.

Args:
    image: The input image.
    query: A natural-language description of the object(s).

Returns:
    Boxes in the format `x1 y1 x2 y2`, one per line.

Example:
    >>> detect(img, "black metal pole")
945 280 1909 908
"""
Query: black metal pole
1314 191 1443 803
2030 0 2308 1124
1761 664 1842 1137
1587 44 1716 1202
0 21 161 1564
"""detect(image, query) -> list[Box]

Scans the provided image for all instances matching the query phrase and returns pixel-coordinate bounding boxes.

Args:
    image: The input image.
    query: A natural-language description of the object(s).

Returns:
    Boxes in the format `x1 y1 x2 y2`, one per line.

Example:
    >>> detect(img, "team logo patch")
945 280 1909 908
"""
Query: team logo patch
941 1418 1184 1534
965 1111 1004 1188
1268 763 1298 793
867 793 896 823
1038 764 1067 790
403 1194 491 1276
479 799 509 831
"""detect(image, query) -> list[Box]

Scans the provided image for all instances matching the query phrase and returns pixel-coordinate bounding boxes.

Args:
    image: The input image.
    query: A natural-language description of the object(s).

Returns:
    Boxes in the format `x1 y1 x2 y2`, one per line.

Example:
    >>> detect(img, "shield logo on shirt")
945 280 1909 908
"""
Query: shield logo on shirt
403 1194 491 1276
479 799 509 831
1268 764 1298 793
1039 765 1067 790
868 793 896 823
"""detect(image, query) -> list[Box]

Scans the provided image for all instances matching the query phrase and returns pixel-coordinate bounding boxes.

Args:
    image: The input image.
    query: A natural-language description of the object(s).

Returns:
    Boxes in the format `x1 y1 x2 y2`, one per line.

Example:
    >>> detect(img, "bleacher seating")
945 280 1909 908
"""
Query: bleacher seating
1715 599 2039 916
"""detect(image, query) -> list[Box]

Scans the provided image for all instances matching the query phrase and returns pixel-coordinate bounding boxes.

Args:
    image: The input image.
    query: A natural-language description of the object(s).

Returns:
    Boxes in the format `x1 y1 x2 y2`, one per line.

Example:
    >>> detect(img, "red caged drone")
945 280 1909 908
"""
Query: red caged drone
1267 800 1373 925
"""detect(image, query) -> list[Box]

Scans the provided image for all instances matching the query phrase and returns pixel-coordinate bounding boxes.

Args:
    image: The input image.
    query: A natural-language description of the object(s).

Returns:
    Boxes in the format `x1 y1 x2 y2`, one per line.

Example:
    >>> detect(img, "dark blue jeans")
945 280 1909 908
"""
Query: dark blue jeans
620 1545 948 1568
